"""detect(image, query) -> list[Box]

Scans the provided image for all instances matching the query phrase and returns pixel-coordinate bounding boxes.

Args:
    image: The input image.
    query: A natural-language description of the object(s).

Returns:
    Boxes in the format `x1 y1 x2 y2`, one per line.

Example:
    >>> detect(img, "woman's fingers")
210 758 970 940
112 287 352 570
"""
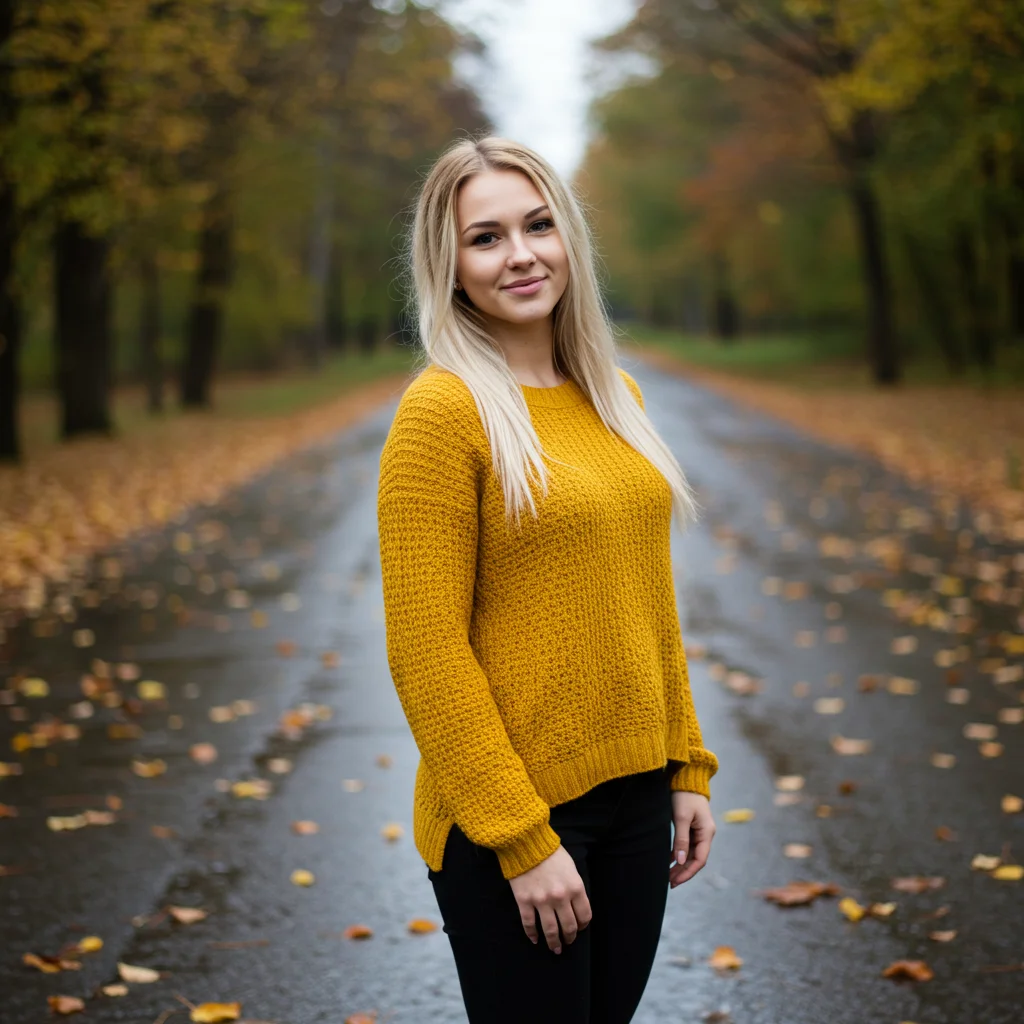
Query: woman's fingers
538 903 563 953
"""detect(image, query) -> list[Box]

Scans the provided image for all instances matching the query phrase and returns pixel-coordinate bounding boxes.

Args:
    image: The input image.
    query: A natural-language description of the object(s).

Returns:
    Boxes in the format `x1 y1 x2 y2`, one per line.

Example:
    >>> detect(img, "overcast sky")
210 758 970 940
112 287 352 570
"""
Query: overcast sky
440 0 639 178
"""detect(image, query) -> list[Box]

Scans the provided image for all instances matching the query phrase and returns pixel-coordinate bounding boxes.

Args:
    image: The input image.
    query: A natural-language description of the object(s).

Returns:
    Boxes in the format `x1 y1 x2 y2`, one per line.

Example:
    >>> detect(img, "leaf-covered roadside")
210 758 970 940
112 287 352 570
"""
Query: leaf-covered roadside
0 371 410 618
637 346 1024 544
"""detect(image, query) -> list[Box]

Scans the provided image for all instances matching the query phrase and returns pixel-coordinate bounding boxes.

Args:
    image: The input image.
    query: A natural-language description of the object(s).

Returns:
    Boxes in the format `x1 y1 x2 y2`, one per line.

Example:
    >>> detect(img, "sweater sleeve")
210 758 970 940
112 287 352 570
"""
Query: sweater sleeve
618 367 719 800
666 648 719 799
377 374 562 880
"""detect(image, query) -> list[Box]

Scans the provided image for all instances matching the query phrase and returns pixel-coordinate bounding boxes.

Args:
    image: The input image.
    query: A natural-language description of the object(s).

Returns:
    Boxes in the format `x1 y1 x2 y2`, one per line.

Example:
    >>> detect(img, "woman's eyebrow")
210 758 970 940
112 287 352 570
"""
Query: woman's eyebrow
460 205 550 236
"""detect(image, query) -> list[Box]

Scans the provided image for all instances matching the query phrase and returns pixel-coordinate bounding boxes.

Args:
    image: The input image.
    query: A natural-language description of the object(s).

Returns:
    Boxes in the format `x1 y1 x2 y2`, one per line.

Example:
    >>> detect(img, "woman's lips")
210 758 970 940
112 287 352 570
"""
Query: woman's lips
502 278 545 296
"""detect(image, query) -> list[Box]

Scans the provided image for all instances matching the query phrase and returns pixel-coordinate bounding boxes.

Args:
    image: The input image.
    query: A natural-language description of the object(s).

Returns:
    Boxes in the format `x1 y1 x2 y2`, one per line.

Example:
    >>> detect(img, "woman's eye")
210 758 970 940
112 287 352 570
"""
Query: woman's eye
529 219 553 232
472 232 497 246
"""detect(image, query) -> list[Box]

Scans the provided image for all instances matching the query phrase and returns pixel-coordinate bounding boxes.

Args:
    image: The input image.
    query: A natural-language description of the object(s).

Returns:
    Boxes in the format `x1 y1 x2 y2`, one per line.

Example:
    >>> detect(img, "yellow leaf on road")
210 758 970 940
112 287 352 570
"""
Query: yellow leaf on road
291 869 315 886
838 897 866 922
991 864 1023 881
190 1003 241 1023
722 808 755 823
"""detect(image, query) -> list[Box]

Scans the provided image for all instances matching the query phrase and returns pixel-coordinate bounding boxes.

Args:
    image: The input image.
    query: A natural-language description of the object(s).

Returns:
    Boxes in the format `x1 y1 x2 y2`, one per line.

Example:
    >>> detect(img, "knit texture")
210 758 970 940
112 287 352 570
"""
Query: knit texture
377 364 718 880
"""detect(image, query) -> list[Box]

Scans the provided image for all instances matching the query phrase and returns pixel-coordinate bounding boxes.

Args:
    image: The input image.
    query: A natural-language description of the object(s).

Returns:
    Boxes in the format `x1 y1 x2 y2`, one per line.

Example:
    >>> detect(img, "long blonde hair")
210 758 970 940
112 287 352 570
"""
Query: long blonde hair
407 134 701 531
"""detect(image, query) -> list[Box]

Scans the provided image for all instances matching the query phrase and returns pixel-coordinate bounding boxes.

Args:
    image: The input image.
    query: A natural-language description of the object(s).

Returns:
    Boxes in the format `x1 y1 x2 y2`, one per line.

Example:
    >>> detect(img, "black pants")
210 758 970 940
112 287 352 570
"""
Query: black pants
427 765 675 1023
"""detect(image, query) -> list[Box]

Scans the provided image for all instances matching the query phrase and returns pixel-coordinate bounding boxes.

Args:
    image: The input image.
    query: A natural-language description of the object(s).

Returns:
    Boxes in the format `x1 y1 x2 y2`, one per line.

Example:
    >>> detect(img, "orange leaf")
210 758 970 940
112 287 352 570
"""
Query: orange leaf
708 945 743 970
344 924 374 939
47 996 85 1015
407 918 438 933
881 960 934 982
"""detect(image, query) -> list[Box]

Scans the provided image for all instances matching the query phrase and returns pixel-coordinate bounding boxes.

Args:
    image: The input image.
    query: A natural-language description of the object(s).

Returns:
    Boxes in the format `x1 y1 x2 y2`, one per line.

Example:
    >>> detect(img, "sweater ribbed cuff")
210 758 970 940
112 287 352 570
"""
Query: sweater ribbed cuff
670 761 713 800
495 818 563 880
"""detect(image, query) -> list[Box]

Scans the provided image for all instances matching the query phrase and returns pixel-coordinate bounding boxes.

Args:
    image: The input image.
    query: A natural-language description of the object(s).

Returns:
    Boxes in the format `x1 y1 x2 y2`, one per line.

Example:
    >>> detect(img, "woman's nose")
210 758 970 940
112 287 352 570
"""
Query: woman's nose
507 233 537 267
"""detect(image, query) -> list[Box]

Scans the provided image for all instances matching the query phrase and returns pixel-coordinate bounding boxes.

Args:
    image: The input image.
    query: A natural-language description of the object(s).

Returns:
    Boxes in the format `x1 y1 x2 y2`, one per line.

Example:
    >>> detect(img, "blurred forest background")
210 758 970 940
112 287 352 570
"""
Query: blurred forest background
0 0 1022 469
582 0 1024 388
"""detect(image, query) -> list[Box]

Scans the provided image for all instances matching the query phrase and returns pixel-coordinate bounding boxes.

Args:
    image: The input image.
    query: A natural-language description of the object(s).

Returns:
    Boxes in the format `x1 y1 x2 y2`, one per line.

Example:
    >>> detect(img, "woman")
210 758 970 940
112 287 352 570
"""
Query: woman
377 135 718 1023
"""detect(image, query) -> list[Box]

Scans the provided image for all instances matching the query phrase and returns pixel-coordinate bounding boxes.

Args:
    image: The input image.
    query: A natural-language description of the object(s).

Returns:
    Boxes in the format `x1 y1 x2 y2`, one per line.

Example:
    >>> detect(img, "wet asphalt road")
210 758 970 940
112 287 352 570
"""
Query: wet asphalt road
1 357 1022 1024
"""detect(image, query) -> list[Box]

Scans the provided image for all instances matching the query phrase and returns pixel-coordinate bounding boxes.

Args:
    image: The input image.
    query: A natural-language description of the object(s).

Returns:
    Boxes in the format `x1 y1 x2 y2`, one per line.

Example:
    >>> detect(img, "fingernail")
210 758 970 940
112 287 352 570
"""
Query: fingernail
677 852 686 864
554 947 561 955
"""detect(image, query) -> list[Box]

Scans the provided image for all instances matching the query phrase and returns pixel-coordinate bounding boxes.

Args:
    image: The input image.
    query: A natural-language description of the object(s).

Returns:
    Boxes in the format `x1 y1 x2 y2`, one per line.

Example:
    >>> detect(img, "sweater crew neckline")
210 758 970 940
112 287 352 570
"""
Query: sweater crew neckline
519 377 587 409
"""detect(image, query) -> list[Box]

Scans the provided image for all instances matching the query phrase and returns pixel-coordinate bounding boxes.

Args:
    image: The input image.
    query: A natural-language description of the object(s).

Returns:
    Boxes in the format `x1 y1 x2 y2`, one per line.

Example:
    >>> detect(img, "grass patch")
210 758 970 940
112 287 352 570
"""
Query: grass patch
19 344 419 455
620 323 1024 389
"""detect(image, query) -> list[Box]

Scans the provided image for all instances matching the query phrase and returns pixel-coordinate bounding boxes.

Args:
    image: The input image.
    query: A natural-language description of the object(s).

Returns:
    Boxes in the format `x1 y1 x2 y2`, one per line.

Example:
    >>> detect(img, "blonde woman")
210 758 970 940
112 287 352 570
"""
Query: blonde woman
377 135 718 1023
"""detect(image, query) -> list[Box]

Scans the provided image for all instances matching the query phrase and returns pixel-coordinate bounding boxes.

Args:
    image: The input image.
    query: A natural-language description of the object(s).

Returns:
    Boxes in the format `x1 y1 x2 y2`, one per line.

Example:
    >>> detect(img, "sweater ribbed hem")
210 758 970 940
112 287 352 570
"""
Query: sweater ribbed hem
494 819 563 880
414 727 695 879
669 761 713 800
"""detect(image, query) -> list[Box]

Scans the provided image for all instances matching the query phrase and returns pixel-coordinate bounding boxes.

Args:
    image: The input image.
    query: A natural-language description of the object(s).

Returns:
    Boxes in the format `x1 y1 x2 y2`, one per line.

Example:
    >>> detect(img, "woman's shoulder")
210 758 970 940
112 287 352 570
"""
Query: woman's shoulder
616 366 645 409
386 365 486 457
396 364 477 417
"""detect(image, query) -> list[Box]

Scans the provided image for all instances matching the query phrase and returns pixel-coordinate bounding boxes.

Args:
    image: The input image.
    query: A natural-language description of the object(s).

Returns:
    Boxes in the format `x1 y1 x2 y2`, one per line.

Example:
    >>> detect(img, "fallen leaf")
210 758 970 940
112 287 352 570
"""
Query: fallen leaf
934 826 957 842
19 677 49 698
341 778 365 792
23 952 81 973
891 876 945 893
722 808 755 823
882 960 934 982
997 707 1024 725
47 995 85 1015
991 864 1023 881
290 869 315 886
979 741 1004 758
168 906 208 924
375 753 393 768
708 945 743 970
343 924 374 939
131 758 167 778
275 640 297 657
231 779 271 800
381 822 404 841
117 961 160 983
101 983 128 996
775 775 805 791
267 758 292 775
151 825 175 839
929 930 957 942
830 735 872 755
1002 795 1023 814
209 706 235 723
838 780 857 794
291 820 319 835
190 1003 242 1023
403 918 439 936
887 676 918 695
76 936 103 953
783 843 812 858
868 902 896 917
137 680 166 701
964 722 997 741
190 743 219 765
814 697 845 715
839 897 866 922
321 651 340 668
971 853 1001 871
930 752 956 769
761 881 841 906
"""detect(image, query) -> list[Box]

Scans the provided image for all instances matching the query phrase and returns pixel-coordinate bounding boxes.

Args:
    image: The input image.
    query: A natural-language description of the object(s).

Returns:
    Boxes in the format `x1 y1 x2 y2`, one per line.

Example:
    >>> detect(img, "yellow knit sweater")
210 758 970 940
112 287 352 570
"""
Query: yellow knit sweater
377 364 718 880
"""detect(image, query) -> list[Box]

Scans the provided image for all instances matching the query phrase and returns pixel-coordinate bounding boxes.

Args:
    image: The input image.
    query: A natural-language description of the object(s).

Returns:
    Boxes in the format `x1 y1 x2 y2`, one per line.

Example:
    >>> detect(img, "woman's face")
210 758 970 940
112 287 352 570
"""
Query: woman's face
454 169 569 327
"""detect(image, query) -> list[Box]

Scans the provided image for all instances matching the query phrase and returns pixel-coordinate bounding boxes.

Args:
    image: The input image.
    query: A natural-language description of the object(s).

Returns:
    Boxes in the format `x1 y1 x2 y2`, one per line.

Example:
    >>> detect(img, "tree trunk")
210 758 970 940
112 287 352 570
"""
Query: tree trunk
1006 152 1024 341
139 251 163 414
357 317 377 355
846 175 899 384
326 235 347 350
0 182 20 462
303 136 336 369
901 232 965 376
710 253 739 341
0 0 21 461
54 220 114 438
180 186 233 408
954 225 996 372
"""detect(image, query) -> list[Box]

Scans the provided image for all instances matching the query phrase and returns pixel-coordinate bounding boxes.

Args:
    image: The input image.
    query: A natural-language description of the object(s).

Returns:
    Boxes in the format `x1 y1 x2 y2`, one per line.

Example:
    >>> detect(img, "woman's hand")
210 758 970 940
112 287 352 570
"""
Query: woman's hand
669 792 716 887
508 845 592 954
